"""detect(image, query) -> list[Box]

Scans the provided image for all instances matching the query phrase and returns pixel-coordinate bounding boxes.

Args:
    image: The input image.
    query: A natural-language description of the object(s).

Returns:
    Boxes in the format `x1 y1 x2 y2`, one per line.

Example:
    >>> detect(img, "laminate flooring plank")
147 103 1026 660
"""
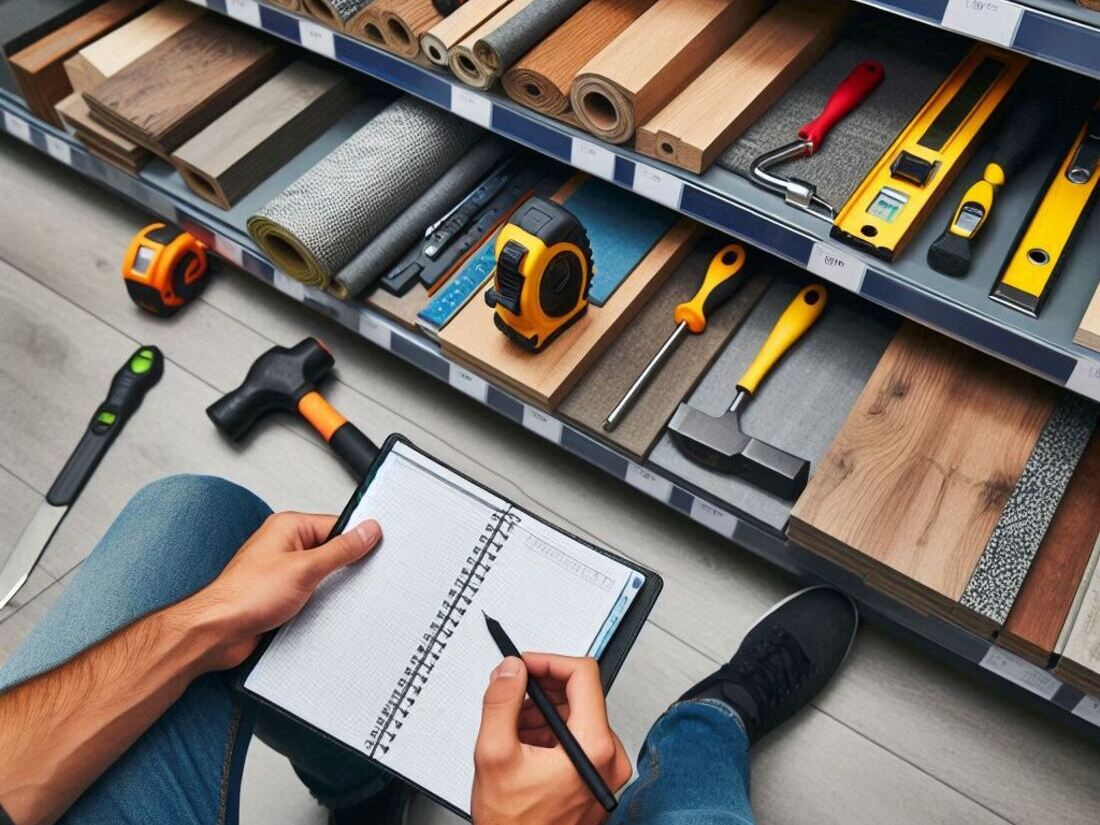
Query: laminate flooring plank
1059 546 1100 693
1075 283 1100 353
5 143 1100 825
63 0 206 93
83 15 283 155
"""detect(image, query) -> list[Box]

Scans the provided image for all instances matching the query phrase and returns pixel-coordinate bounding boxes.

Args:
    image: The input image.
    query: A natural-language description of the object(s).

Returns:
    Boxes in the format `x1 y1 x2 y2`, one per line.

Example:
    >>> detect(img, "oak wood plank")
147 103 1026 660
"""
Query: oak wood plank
83 14 283 156
1074 282 1100 353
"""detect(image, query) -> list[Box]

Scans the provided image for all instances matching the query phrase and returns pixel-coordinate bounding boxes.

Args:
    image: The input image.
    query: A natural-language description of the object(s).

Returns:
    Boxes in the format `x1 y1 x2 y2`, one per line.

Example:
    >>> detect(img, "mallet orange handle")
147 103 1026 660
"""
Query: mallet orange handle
737 284 828 396
674 243 747 333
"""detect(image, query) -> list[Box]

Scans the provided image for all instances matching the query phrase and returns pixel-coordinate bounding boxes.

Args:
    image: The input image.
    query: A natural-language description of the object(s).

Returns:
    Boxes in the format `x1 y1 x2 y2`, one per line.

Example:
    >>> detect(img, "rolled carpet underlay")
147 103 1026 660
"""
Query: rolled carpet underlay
247 96 482 289
472 0 588 76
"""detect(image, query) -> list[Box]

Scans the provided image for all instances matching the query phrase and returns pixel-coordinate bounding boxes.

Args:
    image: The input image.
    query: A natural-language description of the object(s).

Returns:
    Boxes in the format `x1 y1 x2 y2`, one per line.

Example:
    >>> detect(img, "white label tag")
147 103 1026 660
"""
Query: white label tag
941 0 1023 47
690 498 737 538
273 270 306 302
451 88 492 128
624 464 672 504
359 312 392 350
44 134 72 165
213 235 244 267
522 407 563 443
979 647 1061 699
807 241 866 292
3 112 31 144
571 138 616 181
448 365 488 404
1072 695 1100 727
633 163 683 209
299 20 336 58
1065 358 1100 401
226 0 261 27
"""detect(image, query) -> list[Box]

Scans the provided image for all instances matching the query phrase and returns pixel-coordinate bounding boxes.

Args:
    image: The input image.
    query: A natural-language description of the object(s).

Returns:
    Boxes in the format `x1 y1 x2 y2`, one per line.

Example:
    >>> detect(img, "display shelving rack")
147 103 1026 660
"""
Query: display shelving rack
5 0 1100 737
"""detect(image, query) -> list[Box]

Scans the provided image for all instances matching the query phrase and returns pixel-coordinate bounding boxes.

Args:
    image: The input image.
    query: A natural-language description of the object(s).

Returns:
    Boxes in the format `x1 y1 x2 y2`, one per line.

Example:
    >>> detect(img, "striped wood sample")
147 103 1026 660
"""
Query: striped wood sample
83 14 283 156
1000 430 1100 663
171 60 351 209
57 90 148 172
1057 535 1100 694
62 0 204 93
8 0 152 126
502 0 656 123
635 0 848 173
440 216 701 408
789 323 1057 618
570 0 765 144
1074 283 1100 354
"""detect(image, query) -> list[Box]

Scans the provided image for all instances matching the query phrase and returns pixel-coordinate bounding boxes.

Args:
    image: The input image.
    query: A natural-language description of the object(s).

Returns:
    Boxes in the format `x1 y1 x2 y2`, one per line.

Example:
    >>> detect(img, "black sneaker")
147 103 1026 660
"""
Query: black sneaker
328 779 412 825
680 586 858 744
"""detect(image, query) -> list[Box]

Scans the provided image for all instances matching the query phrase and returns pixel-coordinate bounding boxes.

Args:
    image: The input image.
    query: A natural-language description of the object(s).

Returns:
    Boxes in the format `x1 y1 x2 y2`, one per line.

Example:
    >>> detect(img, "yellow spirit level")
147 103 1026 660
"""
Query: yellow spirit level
484 197 593 351
991 104 1100 316
831 44 1028 261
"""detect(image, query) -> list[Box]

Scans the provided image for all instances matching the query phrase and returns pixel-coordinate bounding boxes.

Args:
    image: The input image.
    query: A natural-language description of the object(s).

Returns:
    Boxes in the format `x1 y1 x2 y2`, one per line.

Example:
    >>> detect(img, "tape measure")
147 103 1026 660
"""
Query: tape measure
484 197 593 352
831 44 1027 261
122 223 211 317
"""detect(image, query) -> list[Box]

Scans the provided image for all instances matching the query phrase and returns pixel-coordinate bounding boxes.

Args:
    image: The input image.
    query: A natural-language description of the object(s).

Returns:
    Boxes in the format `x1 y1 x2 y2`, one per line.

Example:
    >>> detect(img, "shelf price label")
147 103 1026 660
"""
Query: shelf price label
625 463 673 504
570 138 616 181
45 134 71 166
226 0 262 27
359 311 392 350
522 406 563 444
1066 358 1100 401
807 241 866 293
941 0 1023 47
633 163 683 209
299 20 336 58
3 112 31 144
273 270 306 302
980 646 1061 699
1073 695 1100 728
448 365 488 404
451 88 492 128
690 498 738 538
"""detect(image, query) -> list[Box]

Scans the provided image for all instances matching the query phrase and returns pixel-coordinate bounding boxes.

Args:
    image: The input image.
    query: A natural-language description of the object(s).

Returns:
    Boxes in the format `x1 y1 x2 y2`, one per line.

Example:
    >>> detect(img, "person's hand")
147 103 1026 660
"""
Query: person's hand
189 513 381 671
471 653 632 825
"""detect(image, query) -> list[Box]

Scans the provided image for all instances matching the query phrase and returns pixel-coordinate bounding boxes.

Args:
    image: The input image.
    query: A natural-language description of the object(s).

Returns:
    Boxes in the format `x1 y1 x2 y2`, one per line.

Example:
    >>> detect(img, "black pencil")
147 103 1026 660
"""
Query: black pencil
482 612 618 812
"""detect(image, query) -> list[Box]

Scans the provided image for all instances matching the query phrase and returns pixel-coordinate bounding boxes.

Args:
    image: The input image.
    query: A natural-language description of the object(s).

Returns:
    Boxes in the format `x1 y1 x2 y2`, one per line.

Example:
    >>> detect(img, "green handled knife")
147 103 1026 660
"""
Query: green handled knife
0 346 163 610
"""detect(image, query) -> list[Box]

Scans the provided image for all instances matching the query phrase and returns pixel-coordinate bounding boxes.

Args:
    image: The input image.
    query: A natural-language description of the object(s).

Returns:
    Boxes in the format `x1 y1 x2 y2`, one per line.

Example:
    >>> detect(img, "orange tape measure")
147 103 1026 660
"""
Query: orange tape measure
121 223 212 317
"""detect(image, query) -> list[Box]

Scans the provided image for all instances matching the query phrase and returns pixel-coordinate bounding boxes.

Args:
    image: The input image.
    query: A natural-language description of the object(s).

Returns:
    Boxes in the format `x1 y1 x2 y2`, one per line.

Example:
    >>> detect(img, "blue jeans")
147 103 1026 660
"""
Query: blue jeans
0 476 754 824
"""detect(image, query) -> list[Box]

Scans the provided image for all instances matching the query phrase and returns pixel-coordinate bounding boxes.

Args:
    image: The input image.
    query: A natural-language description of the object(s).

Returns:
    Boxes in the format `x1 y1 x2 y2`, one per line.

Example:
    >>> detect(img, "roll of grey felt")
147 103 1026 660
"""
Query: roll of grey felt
247 96 482 289
330 138 510 299
473 0 589 72
303 0 372 29
716 10 970 210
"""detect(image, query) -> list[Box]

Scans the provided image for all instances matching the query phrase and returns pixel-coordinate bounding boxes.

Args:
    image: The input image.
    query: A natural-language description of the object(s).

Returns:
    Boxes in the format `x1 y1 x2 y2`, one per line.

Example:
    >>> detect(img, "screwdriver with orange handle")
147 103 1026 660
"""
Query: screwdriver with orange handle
604 243 748 432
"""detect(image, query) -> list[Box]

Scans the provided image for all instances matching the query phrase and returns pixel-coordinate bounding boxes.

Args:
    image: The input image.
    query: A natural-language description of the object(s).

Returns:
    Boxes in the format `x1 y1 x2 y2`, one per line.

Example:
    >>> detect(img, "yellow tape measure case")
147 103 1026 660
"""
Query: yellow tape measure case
485 198 593 352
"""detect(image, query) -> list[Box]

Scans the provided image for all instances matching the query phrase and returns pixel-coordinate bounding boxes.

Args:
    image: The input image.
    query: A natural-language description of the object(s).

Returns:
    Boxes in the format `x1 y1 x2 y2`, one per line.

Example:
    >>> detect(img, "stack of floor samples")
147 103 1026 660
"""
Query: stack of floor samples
0 0 104 96
789 323 1100 673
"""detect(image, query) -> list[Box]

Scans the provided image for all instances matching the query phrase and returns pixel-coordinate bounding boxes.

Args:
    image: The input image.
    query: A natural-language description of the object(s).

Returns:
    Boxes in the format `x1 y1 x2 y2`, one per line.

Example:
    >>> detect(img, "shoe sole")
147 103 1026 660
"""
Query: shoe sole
744 584 860 667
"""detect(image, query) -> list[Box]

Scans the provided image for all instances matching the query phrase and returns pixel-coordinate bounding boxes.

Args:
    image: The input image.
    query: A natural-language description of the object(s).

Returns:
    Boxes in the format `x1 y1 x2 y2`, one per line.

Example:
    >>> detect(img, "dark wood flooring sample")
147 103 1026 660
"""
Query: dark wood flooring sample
84 14 282 155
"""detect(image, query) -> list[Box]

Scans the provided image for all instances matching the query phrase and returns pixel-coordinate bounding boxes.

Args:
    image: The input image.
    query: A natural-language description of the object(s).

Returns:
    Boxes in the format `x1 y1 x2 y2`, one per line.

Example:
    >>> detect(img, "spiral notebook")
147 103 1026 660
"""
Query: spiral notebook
242 435 660 817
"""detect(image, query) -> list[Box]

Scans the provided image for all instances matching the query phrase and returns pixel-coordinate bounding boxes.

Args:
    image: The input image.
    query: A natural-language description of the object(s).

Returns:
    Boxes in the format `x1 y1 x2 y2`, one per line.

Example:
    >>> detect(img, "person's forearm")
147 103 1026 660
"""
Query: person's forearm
0 592 229 825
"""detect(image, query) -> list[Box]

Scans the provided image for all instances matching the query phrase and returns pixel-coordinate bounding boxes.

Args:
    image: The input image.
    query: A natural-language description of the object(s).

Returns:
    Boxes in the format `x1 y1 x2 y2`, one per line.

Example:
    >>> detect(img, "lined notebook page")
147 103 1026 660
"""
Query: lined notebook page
245 441 641 815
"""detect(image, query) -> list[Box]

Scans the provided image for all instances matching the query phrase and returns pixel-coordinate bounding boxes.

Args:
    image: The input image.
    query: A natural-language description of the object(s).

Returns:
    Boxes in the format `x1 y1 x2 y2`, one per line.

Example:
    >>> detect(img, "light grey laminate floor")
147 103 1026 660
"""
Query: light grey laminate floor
1 137 1099 825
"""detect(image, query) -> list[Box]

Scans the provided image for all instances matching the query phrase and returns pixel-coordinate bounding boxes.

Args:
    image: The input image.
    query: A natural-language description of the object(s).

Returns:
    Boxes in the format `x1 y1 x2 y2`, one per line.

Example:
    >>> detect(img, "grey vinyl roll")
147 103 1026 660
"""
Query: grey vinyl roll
247 96 481 289
649 273 897 534
473 0 589 72
330 138 510 299
716 10 970 211
960 396 1099 625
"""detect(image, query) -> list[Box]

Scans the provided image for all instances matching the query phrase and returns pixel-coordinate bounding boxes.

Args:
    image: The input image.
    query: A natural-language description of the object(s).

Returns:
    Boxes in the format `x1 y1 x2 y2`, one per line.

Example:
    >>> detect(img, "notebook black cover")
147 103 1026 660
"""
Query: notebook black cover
237 433 662 818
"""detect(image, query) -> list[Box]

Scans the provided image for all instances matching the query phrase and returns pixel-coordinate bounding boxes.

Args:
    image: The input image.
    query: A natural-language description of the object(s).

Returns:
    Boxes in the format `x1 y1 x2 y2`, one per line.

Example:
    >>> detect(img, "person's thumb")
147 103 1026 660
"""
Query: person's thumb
475 657 526 769
302 519 381 583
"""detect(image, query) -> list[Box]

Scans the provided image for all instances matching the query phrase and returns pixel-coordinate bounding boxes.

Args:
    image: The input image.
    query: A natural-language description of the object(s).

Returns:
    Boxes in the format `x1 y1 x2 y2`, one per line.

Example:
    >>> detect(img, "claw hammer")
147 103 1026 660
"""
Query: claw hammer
207 338 378 480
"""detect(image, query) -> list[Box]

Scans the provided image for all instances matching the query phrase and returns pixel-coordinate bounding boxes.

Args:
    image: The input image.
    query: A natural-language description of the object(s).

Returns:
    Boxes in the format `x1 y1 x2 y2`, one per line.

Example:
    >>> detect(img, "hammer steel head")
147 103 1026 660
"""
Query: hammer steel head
668 403 809 499
206 338 334 441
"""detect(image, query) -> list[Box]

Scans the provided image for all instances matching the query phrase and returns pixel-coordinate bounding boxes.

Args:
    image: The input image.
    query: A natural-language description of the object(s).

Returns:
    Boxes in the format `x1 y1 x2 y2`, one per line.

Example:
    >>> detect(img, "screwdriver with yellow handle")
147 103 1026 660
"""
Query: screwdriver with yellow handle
604 243 748 432
669 284 828 498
